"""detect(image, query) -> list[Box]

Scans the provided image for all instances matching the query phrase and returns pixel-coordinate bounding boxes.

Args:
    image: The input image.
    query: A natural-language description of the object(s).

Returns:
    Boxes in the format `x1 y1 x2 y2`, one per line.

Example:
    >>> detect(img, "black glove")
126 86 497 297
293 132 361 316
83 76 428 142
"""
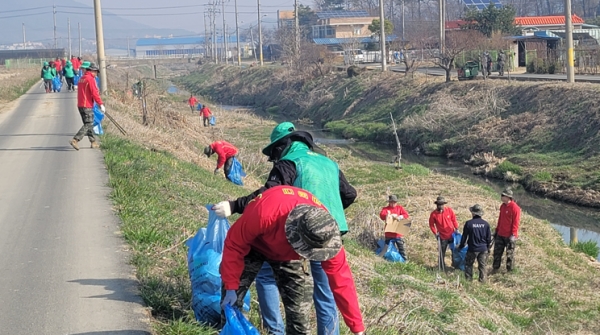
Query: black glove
214 168 220 175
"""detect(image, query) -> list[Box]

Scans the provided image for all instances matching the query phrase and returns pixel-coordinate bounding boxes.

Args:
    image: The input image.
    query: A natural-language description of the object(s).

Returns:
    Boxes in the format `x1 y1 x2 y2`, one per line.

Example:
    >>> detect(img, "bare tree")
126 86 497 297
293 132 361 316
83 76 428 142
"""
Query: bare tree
426 30 486 82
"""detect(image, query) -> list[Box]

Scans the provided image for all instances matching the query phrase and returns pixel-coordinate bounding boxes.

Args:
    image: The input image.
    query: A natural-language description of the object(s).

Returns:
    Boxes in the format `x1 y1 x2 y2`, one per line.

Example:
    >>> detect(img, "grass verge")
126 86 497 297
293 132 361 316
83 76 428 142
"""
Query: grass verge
0 67 40 103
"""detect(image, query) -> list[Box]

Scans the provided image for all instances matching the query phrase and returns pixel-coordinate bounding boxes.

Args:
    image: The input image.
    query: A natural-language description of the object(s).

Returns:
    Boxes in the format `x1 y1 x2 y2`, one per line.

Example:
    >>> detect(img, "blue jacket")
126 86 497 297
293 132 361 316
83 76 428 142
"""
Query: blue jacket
459 217 492 252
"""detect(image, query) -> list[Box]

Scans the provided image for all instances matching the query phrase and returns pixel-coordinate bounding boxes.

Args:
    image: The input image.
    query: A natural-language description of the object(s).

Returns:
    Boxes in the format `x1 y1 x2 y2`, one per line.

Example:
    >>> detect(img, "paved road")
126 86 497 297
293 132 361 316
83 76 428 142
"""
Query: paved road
0 85 149 334
388 64 600 82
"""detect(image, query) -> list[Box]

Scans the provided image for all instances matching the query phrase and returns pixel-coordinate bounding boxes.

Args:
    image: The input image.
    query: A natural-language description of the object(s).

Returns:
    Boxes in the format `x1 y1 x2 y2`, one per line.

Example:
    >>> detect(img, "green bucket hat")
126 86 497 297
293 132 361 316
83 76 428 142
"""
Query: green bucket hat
285 204 342 262
262 122 296 156
469 204 484 217
80 61 91 69
43 61 49 66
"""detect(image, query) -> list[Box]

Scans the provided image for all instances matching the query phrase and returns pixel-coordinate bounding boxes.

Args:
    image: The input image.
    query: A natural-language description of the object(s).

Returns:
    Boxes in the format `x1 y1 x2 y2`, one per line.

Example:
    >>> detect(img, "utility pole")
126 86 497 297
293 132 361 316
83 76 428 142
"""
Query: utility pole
565 0 575 83
78 22 82 57
222 0 228 64
53 5 57 49
439 0 445 53
401 0 405 42
250 25 257 62
295 0 300 56
93 0 108 94
68 18 72 58
22 23 26 50
235 0 241 66
379 0 387 71
213 3 218 63
204 11 209 60
127 37 130 58
258 0 263 66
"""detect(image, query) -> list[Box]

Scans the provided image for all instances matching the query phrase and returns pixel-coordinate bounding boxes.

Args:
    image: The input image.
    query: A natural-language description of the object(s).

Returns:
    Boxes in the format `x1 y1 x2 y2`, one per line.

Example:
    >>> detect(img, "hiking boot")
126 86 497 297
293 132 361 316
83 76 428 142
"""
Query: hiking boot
69 139 79 151
90 141 100 149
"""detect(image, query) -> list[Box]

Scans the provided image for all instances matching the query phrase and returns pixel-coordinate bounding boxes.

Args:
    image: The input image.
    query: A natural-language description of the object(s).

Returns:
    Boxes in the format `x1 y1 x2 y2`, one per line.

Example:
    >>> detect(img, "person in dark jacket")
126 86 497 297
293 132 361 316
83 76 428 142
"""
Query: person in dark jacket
459 204 492 283
212 122 357 335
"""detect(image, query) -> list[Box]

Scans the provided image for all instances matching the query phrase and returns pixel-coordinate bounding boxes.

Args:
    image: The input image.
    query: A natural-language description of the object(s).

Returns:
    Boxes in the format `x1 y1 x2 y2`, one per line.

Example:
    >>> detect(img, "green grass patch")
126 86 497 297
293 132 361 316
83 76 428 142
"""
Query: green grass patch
570 240 600 258
493 160 523 176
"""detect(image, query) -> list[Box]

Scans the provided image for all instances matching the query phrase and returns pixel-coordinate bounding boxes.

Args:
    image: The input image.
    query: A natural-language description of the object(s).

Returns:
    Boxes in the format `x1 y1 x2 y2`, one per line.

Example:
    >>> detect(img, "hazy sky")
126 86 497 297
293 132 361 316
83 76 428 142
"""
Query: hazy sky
73 0 313 33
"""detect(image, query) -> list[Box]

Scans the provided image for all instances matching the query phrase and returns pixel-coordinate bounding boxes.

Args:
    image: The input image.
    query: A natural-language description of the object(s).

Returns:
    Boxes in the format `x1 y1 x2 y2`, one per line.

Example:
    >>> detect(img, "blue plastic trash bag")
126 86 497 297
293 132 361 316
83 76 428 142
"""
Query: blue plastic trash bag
197 103 203 111
93 104 104 135
449 232 468 271
210 115 216 126
52 76 62 92
375 239 405 263
186 205 250 325
73 74 80 86
220 305 260 335
226 157 246 186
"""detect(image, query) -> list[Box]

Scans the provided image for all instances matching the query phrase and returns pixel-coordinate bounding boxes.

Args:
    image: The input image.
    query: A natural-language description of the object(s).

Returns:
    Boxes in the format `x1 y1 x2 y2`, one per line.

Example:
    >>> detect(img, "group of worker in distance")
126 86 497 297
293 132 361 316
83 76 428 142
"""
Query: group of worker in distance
188 94 213 127
380 189 520 283
199 122 520 335
481 50 507 77
199 120 522 335
40 56 83 93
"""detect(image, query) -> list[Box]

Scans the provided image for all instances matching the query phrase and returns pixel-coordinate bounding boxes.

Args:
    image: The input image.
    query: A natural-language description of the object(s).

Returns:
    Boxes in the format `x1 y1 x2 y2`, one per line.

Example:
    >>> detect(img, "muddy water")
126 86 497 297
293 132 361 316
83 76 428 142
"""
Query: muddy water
219 105 600 260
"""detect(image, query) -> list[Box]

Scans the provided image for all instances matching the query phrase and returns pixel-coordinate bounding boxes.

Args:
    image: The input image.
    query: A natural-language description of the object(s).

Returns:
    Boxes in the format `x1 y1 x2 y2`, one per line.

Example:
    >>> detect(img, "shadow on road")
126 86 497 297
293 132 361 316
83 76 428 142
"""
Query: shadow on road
0 146 73 151
67 278 144 304
70 331 151 335
0 133 72 137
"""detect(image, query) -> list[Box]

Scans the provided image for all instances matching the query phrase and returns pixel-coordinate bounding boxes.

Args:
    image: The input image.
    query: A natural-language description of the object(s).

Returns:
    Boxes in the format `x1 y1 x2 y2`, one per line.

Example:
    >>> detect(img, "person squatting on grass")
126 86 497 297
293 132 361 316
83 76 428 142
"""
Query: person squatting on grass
429 196 459 269
213 122 357 335
378 195 409 260
204 141 238 181
219 186 365 335
459 204 492 282
200 105 212 127
492 188 521 273
69 62 104 150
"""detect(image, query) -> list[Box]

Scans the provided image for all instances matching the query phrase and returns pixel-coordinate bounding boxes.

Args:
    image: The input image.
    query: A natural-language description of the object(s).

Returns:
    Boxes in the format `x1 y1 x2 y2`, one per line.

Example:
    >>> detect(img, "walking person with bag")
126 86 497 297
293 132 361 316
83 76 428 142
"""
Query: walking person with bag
41 62 54 93
212 122 357 335
200 105 212 127
204 141 238 180
69 62 104 150
458 204 492 282
492 188 521 273
63 60 76 92
378 195 409 261
429 196 459 270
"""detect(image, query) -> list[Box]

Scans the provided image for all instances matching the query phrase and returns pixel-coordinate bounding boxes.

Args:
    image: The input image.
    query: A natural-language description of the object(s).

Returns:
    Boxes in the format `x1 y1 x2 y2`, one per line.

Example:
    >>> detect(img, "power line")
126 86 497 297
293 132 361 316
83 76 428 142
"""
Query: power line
55 10 278 16
0 12 47 19
0 6 51 13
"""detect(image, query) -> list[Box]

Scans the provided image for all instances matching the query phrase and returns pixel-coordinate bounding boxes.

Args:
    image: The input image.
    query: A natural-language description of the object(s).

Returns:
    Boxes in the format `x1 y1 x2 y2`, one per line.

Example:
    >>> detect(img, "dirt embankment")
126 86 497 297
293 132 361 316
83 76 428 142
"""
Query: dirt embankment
177 65 600 208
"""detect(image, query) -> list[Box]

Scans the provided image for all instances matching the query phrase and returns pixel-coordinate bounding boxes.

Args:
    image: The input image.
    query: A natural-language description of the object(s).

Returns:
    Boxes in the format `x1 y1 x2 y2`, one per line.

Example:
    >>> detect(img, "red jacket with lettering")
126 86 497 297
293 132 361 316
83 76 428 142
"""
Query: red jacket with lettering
429 206 459 240
210 140 237 169
201 106 212 118
379 205 409 239
496 201 521 238
77 71 103 108
188 96 198 107
221 186 365 333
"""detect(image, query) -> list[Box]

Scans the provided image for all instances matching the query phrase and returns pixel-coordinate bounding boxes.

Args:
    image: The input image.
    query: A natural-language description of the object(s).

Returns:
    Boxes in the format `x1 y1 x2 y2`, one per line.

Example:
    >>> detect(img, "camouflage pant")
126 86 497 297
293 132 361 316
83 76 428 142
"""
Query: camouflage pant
73 107 97 142
221 250 313 335
492 236 515 271
465 251 488 282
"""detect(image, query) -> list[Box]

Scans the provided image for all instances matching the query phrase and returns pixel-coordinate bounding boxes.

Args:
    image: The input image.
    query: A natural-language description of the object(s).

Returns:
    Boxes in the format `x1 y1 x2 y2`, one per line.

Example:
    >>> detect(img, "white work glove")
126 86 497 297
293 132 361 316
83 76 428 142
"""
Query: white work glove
391 214 398 219
398 215 404 219
99 104 105 113
213 201 231 218
221 290 237 309
354 332 364 335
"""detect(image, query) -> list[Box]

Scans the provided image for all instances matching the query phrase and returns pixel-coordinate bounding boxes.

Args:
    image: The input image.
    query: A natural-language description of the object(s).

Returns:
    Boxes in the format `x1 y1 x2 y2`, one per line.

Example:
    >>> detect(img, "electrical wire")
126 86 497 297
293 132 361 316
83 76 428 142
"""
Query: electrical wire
0 6 50 13
0 12 48 19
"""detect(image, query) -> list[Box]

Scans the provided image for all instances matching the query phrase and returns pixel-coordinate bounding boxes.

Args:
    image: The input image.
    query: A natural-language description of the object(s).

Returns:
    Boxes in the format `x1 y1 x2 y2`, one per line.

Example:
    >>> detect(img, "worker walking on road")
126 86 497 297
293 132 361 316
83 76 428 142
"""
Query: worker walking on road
458 204 492 282
378 195 409 260
41 62 55 93
429 196 459 269
212 122 357 335
188 94 198 113
204 141 238 180
219 186 365 335
492 188 521 273
69 62 104 150
63 60 76 92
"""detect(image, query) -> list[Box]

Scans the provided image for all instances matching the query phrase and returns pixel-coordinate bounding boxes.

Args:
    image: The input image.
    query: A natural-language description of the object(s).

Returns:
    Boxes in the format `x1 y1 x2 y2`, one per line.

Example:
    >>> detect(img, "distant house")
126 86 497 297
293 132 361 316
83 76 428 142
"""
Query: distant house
135 36 247 59
278 10 295 29
311 10 393 48
515 15 585 31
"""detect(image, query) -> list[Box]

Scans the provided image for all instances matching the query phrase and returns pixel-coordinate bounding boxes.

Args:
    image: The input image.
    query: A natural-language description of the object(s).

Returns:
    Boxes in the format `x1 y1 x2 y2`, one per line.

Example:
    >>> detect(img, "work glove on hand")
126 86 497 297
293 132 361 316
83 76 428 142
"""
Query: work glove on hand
391 214 398 219
509 235 517 243
99 104 105 113
214 168 220 175
220 290 237 309
354 332 365 335
212 201 232 218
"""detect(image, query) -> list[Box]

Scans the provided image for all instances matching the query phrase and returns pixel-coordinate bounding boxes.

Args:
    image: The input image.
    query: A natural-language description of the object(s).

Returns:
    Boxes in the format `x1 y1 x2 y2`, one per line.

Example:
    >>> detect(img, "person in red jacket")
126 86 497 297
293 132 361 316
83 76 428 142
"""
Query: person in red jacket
188 94 198 113
54 58 63 80
378 195 409 260
428 196 459 270
492 188 521 273
200 105 212 127
204 141 238 179
69 62 104 150
219 186 365 335
71 56 80 72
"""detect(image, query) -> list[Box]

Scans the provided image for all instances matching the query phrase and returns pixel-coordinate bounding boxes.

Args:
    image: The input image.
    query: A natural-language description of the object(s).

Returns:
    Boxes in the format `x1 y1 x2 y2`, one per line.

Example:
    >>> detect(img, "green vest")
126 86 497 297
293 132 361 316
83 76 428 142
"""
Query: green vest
41 67 54 80
63 65 75 78
281 142 349 232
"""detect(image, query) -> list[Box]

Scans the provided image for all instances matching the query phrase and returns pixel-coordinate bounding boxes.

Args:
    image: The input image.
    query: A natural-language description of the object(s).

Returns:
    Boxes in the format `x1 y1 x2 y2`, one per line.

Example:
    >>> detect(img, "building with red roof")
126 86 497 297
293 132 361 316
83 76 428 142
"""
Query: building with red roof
515 15 585 30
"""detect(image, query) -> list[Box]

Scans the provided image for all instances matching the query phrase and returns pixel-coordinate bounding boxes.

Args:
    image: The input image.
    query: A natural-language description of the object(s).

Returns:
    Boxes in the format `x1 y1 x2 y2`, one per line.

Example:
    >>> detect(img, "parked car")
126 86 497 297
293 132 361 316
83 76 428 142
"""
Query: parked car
344 49 365 64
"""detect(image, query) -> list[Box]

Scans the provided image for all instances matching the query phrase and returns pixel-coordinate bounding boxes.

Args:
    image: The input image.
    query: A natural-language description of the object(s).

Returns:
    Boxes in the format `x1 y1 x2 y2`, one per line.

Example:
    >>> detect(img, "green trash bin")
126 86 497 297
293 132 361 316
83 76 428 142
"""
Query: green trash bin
458 61 479 80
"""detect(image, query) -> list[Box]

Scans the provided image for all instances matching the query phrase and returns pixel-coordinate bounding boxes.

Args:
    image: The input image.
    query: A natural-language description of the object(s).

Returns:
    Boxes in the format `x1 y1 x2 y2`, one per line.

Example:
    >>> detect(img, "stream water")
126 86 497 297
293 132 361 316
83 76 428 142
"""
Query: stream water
216 106 600 260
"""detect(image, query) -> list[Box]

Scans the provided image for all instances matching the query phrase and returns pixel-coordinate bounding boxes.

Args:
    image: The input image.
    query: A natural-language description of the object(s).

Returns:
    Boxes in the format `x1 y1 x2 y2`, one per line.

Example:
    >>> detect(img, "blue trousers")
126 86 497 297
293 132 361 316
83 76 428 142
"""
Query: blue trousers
256 261 339 335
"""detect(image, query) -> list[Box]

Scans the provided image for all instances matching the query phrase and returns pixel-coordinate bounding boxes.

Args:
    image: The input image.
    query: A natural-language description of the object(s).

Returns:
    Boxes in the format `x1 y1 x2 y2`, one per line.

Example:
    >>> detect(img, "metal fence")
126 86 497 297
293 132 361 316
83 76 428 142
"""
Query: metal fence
3 58 48 69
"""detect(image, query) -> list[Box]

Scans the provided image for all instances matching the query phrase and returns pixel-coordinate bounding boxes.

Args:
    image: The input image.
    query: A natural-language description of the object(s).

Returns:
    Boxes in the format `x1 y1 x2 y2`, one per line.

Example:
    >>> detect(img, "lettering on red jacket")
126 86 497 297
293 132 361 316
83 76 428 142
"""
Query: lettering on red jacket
77 72 103 108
